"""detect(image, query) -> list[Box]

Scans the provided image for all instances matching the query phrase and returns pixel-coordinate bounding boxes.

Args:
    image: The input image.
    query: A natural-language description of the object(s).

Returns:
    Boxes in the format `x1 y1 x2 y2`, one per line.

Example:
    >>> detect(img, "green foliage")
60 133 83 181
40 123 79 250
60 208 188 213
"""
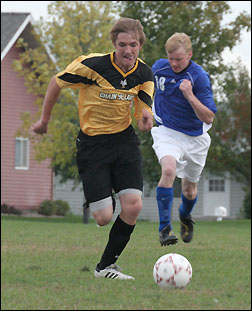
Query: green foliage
207 62 251 193
38 199 71 216
44 1 117 67
54 200 71 216
38 200 57 216
120 1 251 190
1 204 22 215
13 0 251 190
13 1 118 183
119 1 251 75
241 188 251 219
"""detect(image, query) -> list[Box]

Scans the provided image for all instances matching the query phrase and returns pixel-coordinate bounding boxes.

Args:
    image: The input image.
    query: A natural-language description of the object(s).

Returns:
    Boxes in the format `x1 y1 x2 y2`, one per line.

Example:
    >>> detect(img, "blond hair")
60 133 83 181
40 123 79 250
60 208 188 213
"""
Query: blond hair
110 17 146 46
165 33 192 54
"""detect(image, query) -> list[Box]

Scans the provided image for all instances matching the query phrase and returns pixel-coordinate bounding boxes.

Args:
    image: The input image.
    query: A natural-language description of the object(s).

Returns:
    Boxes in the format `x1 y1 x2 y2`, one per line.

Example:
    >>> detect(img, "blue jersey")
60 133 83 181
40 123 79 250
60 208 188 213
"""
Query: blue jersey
152 58 217 136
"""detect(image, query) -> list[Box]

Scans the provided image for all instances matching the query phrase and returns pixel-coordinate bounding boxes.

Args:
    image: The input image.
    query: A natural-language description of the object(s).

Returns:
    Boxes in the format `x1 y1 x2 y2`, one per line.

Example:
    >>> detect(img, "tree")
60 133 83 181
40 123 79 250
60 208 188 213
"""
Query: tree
118 1 251 191
208 62 251 183
207 62 251 217
119 1 251 75
14 0 251 194
13 1 118 184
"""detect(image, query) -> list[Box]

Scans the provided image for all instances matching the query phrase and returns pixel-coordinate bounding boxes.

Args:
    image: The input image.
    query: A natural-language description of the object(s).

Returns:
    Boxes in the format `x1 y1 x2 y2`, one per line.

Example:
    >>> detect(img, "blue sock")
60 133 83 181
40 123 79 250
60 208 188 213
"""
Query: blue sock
156 187 173 232
179 193 197 218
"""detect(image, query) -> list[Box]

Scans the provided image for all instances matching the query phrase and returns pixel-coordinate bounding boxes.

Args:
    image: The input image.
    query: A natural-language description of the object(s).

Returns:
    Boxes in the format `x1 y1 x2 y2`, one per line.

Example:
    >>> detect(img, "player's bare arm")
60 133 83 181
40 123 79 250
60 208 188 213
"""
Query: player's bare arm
179 79 214 124
137 109 153 131
31 76 61 134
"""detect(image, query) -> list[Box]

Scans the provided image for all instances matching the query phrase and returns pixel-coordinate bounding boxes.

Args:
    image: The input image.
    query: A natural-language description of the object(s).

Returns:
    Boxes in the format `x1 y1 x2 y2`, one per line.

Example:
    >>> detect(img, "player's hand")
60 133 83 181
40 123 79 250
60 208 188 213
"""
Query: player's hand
179 79 193 101
137 109 153 131
31 120 48 135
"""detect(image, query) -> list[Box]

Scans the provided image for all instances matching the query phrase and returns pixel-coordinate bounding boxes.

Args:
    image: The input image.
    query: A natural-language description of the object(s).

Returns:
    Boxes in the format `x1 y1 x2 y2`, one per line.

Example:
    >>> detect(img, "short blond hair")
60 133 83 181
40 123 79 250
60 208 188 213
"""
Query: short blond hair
110 17 146 47
165 33 192 54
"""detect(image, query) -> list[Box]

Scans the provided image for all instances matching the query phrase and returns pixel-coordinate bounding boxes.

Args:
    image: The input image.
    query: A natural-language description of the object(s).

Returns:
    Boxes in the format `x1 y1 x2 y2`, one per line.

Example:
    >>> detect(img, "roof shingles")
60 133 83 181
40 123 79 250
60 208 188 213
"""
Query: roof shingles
1 12 30 53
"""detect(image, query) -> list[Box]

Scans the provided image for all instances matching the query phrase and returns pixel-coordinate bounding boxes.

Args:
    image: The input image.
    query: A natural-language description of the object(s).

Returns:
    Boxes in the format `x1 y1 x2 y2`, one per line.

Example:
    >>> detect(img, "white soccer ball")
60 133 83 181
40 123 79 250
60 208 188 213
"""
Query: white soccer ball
153 253 192 288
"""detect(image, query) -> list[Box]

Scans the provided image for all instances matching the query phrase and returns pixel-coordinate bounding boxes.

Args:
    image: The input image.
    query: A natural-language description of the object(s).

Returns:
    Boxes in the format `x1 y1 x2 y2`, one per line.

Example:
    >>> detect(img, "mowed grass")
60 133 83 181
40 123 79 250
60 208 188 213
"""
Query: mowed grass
1 215 251 310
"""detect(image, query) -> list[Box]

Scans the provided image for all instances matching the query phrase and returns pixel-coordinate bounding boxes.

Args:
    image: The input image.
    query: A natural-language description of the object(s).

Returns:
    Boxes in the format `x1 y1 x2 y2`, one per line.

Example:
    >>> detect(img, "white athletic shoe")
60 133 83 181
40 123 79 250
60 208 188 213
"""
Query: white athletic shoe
94 264 135 280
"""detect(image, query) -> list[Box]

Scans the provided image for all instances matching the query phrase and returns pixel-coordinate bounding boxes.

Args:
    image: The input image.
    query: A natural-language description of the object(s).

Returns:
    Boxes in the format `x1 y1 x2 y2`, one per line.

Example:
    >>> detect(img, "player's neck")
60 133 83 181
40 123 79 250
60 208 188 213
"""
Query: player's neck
114 54 135 73
173 60 192 74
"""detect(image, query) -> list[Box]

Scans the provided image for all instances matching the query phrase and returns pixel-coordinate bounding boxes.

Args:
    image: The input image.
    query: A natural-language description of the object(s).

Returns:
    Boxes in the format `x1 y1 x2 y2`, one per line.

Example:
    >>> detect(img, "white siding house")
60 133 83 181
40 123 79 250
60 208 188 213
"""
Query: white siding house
53 170 245 220
53 175 84 215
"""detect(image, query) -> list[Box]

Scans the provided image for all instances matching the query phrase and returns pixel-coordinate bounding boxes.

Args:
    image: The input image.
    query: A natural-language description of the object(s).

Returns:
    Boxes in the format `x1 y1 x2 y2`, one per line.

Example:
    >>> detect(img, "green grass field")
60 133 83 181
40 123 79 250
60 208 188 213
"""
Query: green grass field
1 215 251 310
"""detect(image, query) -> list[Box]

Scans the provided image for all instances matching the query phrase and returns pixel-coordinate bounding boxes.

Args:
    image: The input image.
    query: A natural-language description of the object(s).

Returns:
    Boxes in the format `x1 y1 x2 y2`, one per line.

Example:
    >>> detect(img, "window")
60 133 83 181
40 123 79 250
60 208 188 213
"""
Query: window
209 179 225 192
15 137 29 169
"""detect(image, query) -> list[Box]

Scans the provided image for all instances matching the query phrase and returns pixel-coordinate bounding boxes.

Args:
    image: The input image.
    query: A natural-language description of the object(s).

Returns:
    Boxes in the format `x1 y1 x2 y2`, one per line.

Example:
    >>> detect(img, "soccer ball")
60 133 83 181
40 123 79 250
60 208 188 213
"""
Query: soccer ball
153 253 192 288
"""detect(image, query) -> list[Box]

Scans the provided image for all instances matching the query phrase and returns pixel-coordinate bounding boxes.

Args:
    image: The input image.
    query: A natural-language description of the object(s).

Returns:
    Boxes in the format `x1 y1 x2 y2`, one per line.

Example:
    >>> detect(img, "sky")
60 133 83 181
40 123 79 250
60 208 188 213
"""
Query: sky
1 1 251 74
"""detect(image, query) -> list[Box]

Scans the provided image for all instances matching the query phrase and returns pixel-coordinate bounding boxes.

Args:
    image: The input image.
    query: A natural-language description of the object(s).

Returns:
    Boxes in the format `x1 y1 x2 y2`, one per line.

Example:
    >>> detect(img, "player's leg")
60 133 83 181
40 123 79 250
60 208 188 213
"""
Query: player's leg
90 198 114 226
78 161 134 278
95 191 142 280
180 178 198 216
157 155 177 235
79 167 115 226
179 179 197 243
95 193 142 269
76 131 115 226
151 126 184 245
178 132 211 242
119 191 143 225
157 155 178 246
95 141 143 280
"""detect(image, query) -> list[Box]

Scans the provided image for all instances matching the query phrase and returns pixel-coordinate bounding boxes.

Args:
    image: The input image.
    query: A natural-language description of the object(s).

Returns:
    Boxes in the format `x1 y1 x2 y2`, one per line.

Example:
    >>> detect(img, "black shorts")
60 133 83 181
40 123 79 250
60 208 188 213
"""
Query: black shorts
76 125 143 204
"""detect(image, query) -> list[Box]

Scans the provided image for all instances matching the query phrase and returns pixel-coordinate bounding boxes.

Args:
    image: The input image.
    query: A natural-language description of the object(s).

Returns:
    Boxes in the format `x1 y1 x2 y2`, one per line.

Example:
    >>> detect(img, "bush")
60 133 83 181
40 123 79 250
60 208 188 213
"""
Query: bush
38 200 57 216
54 200 70 216
243 190 251 219
1 203 22 215
38 200 71 216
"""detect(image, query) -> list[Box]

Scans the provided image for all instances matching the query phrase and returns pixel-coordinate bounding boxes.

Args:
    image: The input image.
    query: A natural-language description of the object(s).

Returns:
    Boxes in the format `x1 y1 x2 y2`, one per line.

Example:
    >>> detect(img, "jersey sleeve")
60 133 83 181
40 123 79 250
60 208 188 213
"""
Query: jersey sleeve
194 73 217 114
55 55 96 90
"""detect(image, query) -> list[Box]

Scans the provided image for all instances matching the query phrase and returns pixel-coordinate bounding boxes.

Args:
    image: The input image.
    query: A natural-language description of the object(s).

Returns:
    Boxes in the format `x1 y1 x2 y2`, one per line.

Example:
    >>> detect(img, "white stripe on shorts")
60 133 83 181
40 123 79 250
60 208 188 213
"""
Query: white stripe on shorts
89 189 142 213
118 188 142 197
89 197 112 213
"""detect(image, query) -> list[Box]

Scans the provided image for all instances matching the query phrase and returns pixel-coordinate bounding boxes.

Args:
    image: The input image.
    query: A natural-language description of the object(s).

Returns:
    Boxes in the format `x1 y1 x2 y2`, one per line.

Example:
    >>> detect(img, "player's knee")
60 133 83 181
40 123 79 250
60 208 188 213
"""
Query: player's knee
93 213 113 226
130 201 142 218
124 197 142 219
183 189 197 200
92 207 113 226
162 165 176 179
96 218 110 226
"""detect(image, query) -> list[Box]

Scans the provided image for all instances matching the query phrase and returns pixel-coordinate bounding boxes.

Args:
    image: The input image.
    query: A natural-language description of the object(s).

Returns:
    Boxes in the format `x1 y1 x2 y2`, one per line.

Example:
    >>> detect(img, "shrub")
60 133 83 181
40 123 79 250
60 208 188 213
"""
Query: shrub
38 200 71 216
38 200 57 216
1 203 22 215
243 190 251 219
54 200 70 216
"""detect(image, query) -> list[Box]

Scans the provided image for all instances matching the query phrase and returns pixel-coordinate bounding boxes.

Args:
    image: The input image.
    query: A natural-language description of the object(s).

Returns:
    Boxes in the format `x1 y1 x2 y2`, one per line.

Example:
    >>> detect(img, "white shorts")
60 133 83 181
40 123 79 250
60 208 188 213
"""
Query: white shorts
151 126 211 183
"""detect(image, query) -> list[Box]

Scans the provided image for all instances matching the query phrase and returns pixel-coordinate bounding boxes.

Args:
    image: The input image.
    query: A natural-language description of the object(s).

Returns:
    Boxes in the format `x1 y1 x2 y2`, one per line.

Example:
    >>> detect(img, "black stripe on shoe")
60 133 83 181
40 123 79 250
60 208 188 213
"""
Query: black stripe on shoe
105 272 118 279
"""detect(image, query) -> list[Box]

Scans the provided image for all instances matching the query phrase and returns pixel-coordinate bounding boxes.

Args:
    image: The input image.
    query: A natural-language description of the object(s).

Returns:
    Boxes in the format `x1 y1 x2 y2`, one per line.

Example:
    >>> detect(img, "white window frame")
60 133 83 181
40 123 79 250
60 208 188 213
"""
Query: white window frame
208 178 225 192
15 137 29 170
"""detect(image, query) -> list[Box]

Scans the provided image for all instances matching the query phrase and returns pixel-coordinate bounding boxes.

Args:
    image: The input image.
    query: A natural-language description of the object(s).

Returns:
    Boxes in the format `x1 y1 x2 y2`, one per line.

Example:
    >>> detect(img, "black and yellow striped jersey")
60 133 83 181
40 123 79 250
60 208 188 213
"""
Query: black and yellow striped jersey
55 52 154 136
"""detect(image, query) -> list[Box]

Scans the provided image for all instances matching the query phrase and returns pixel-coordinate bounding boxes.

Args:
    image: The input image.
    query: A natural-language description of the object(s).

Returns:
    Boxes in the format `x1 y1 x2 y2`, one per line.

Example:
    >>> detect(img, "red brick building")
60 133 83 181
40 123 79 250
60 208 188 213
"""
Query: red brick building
1 13 53 210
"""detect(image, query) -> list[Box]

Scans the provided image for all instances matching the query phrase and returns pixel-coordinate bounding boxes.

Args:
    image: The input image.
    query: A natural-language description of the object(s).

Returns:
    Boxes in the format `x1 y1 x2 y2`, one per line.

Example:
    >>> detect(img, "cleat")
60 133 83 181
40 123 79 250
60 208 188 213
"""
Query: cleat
179 215 195 243
94 264 135 280
159 225 178 246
